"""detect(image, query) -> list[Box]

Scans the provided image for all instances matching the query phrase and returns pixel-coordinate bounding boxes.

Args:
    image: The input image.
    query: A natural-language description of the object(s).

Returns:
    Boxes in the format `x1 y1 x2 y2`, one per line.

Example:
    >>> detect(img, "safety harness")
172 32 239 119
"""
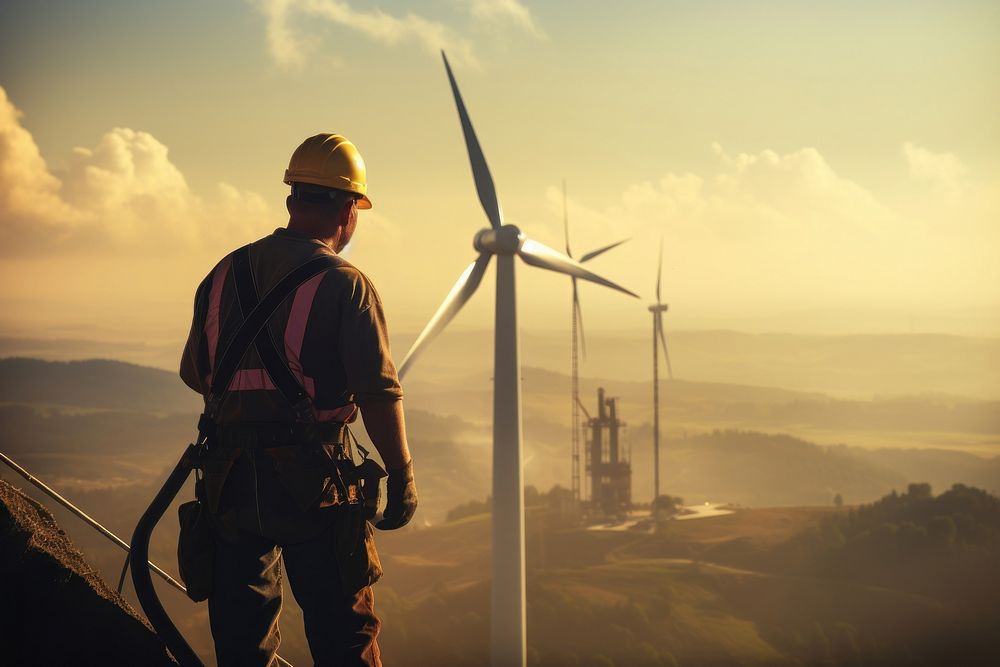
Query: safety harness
201 244 340 433
222 245 386 512
130 244 381 667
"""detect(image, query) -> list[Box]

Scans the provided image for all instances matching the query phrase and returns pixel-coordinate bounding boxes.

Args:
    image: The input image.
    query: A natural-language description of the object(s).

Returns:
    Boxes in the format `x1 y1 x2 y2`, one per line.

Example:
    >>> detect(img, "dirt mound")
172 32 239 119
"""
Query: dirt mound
0 479 176 665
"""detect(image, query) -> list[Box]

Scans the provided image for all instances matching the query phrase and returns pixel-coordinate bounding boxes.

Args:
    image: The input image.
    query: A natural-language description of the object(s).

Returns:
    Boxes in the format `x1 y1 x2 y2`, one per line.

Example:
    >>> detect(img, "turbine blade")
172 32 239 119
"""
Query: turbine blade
398 253 492 378
574 284 587 361
656 236 663 303
580 238 630 263
441 51 503 230
518 238 639 298
656 313 673 380
563 179 571 257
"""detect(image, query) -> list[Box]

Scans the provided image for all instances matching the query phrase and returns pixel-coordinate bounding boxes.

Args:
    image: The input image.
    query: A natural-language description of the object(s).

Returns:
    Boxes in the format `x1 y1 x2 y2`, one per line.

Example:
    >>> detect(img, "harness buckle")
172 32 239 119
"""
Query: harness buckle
292 396 314 424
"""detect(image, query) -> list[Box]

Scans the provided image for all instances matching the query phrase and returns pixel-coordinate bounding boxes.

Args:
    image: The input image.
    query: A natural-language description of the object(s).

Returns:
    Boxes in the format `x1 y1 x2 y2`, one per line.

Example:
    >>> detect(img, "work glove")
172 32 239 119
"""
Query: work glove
376 460 417 530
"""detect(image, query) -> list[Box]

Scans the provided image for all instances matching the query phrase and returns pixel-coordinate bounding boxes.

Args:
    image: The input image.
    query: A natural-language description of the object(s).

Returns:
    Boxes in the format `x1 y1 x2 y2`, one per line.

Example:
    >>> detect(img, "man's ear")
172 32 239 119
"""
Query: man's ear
336 199 354 226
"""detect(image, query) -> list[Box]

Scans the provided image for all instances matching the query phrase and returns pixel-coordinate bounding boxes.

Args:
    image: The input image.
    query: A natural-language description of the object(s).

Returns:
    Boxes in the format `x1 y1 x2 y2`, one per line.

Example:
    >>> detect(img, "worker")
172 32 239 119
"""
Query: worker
179 133 417 667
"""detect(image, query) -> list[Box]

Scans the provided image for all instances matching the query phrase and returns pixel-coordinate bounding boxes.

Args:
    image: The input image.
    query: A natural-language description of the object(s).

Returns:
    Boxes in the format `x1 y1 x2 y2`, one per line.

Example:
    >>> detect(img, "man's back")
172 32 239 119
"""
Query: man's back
180 228 401 425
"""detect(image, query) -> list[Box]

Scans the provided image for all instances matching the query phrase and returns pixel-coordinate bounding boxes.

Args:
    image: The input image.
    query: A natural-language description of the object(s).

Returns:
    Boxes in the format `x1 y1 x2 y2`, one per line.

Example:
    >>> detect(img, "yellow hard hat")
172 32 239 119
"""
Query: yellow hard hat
284 133 372 209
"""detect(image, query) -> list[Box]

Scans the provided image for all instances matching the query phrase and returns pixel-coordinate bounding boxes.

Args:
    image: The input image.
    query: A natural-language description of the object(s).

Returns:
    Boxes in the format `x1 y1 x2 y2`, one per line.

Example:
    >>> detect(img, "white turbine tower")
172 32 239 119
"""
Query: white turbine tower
399 52 638 667
649 239 673 502
562 181 628 504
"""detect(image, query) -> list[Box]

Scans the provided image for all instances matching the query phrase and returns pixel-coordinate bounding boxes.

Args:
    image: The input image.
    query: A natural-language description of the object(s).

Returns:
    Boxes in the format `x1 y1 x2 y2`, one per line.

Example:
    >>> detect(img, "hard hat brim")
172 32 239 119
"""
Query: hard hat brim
284 171 372 209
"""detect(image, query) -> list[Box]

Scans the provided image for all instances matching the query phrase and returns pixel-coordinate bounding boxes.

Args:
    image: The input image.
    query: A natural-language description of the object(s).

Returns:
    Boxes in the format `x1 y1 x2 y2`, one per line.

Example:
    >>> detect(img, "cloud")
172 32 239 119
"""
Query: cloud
458 0 545 39
0 85 422 342
0 86 272 257
62 128 198 245
544 143 999 312
259 0 309 69
903 141 968 198
558 144 893 245
0 87 83 236
255 0 478 69
253 0 547 69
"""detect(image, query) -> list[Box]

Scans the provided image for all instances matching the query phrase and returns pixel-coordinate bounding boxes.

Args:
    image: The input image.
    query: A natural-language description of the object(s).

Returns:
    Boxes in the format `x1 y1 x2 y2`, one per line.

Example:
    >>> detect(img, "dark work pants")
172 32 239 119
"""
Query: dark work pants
208 449 381 667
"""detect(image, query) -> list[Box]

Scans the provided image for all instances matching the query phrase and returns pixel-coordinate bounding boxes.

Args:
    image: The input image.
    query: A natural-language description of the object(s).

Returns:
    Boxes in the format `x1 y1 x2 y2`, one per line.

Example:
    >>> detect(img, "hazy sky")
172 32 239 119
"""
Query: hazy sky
1 0 998 347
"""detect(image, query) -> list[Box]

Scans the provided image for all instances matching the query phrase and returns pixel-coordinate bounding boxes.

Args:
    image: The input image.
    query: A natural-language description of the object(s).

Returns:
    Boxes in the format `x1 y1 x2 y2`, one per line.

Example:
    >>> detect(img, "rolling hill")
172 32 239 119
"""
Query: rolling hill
5 329 999 399
0 357 200 414
2 357 998 514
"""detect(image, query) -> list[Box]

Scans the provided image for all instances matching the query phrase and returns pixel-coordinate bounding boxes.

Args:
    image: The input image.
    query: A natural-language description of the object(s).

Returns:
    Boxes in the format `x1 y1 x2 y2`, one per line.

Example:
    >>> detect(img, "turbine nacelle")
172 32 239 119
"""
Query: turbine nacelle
474 225 524 255
648 304 669 313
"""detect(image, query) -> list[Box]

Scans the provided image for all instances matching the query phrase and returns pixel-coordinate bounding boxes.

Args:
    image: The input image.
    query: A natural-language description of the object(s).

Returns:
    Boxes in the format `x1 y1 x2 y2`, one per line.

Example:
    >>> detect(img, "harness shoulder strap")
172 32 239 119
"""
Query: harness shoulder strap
231 245 319 423
201 245 339 429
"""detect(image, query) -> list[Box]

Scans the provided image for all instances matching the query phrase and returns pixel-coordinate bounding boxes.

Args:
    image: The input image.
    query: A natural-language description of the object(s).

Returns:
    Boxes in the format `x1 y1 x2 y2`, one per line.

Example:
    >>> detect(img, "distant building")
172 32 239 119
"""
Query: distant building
585 387 632 518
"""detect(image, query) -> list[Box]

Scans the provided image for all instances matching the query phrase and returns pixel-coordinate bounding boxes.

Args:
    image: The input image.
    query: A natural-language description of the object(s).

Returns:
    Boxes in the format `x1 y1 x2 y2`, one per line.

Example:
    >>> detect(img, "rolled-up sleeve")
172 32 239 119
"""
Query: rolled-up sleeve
337 268 403 403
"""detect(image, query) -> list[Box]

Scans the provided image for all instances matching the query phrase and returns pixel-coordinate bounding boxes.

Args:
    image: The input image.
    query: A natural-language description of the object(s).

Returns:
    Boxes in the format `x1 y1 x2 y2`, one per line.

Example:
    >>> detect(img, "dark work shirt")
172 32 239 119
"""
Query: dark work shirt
180 228 402 423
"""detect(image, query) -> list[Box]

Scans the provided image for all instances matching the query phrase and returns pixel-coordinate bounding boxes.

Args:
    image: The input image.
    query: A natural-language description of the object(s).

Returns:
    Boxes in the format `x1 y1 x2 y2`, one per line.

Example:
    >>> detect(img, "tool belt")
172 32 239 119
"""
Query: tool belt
201 420 384 516
194 421 387 595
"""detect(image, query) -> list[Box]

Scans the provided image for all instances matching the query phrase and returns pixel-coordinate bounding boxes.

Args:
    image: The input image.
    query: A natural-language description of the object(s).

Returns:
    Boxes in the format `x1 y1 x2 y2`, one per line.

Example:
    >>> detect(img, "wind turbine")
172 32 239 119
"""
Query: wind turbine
561 181 628 504
398 52 639 667
649 238 673 503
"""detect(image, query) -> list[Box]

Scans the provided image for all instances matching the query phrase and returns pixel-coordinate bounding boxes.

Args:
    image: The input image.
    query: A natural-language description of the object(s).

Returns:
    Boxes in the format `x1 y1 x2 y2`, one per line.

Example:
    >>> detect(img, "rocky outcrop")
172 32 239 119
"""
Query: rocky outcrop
0 479 176 665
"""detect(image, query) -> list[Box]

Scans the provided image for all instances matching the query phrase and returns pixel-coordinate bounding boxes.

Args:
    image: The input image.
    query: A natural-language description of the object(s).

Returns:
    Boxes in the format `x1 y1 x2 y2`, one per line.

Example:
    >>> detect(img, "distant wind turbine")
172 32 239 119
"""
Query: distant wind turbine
398 52 639 667
562 181 628 504
649 238 673 502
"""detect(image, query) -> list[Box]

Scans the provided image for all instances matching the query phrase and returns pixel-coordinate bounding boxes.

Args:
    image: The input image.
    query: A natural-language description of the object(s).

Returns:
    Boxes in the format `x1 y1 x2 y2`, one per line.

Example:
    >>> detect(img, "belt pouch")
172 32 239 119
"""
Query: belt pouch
177 493 215 602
